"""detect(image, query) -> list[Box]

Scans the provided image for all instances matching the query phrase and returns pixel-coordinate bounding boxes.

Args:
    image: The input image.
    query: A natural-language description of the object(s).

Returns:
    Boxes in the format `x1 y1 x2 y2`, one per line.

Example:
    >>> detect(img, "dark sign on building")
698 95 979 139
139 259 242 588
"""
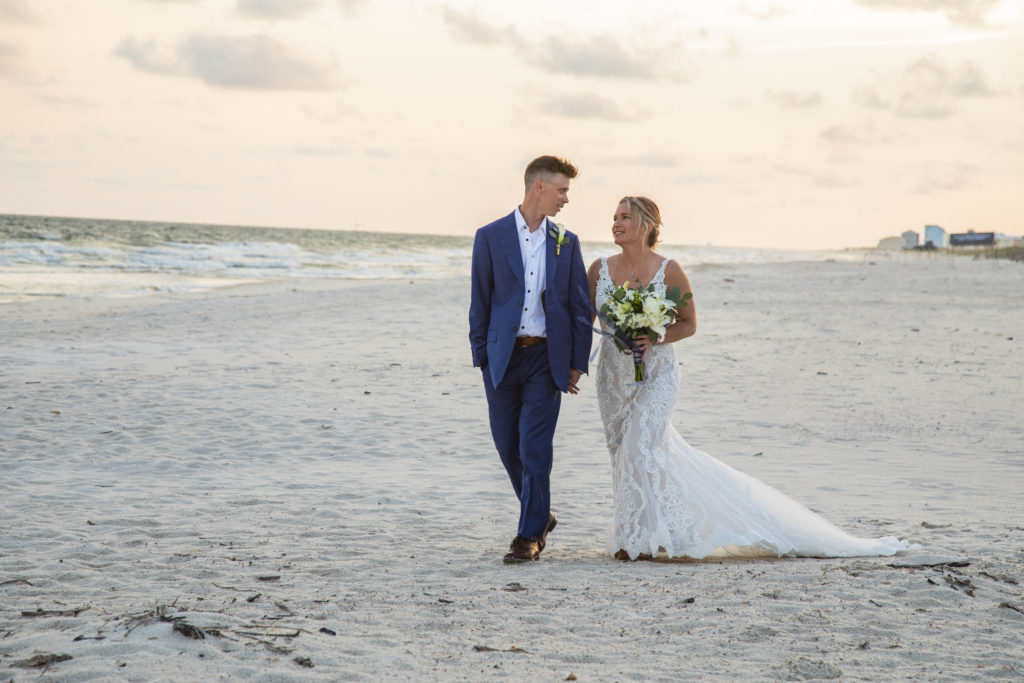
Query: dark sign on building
950 232 995 246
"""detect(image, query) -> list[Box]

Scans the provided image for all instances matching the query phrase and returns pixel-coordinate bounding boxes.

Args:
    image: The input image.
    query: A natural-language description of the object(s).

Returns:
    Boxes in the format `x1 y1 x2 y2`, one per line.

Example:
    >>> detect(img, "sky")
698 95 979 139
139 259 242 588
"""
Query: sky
1 0 1023 249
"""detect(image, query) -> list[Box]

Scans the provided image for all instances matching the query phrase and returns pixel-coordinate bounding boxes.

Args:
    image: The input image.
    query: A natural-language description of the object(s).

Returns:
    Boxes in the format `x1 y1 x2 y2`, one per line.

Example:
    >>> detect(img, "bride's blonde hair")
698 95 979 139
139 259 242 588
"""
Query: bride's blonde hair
619 196 662 248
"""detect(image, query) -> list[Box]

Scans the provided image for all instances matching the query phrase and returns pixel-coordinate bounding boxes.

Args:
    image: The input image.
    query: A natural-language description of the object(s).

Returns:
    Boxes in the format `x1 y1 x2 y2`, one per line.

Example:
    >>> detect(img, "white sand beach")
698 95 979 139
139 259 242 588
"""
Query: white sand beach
2 252 1023 681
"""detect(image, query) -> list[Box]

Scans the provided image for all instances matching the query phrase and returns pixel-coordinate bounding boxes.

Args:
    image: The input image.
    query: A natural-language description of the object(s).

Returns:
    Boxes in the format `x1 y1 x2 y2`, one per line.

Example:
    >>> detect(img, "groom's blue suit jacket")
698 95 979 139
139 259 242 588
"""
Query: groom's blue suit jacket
469 212 592 391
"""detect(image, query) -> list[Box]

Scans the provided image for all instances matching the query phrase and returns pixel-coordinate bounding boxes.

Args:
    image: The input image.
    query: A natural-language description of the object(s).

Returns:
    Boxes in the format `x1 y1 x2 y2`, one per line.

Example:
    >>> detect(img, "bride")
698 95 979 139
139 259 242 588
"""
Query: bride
586 196 912 561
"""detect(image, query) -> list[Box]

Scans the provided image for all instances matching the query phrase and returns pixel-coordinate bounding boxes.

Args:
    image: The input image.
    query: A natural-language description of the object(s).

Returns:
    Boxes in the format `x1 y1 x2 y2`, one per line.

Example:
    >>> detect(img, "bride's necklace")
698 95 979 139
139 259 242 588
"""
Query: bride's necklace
622 251 651 282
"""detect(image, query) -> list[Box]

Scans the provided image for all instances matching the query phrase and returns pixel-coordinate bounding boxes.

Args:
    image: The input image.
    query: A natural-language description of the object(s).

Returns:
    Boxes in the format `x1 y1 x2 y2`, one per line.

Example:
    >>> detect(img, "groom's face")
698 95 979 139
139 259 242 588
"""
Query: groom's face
538 173 571 217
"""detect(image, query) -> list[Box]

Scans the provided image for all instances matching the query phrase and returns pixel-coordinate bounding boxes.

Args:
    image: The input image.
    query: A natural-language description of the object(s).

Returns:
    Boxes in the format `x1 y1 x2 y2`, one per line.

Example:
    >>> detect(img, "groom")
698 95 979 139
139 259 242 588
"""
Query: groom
469 155 593 564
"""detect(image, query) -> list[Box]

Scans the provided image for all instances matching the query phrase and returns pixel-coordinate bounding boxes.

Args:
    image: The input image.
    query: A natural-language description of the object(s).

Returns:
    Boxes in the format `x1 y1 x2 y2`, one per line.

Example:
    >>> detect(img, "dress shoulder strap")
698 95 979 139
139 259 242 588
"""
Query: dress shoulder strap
653 257 670 285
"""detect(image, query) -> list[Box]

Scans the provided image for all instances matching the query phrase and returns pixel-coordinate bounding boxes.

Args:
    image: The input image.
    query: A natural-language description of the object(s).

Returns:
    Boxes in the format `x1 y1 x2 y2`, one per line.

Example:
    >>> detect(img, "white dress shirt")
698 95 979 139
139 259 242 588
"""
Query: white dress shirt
514 207 547 338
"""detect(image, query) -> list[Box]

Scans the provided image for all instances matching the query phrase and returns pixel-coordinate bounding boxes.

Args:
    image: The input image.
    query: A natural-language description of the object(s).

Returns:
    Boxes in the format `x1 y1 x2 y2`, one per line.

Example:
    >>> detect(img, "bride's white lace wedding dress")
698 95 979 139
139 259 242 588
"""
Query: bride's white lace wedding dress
594 257 912 560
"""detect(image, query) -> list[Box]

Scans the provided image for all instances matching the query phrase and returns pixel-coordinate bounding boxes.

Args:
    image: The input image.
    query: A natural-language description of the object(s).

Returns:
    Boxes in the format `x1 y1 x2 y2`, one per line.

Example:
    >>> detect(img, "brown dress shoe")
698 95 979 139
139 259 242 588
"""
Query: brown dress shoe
613 549 656 561
504 535 541 563
538 514 558 552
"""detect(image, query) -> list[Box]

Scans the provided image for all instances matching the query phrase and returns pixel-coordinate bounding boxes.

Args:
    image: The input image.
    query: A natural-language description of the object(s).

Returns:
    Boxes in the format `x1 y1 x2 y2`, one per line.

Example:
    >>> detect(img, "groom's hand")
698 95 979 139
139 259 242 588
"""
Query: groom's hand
567 369 582 395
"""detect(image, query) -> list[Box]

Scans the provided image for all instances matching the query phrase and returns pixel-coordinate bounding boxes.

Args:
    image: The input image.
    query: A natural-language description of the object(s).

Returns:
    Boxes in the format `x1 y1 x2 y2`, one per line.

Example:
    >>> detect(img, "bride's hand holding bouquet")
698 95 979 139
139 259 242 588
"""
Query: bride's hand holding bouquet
599 281 692 382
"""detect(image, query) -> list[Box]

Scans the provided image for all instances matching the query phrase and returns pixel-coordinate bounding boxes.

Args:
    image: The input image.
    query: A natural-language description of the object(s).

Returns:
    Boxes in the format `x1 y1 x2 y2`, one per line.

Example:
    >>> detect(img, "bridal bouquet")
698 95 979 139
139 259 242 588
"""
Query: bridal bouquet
599 283 692 382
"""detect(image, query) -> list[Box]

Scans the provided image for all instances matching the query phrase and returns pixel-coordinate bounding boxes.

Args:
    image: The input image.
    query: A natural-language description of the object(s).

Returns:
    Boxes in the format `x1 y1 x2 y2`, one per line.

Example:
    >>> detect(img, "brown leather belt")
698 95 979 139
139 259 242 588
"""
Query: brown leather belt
514 336 546 349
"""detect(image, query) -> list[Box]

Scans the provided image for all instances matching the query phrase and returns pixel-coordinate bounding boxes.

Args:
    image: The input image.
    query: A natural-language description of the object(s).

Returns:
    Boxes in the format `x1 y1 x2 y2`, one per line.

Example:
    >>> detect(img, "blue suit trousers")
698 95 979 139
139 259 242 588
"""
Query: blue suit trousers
482 343 561 540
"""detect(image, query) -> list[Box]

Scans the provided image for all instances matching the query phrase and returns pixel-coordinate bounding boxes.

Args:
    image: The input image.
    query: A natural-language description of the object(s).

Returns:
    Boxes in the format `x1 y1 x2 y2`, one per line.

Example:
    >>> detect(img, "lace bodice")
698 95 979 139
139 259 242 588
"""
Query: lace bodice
594 256 670 319
594 255 678 400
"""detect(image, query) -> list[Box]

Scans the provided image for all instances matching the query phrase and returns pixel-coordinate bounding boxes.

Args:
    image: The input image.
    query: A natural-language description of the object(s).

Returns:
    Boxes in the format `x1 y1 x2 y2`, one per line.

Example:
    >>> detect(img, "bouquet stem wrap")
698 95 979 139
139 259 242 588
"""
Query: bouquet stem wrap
632 348 645 382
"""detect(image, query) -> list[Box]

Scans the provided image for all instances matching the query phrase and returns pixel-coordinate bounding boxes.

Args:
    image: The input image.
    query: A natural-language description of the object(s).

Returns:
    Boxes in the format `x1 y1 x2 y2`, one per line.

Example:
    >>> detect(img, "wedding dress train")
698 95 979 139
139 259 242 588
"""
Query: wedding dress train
594 257 912 560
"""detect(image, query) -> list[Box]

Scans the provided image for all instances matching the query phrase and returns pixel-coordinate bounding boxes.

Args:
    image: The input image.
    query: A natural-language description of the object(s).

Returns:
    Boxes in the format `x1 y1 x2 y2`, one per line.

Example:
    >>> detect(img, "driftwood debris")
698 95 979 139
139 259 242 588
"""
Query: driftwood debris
998 601 1024 615
1 578 34 587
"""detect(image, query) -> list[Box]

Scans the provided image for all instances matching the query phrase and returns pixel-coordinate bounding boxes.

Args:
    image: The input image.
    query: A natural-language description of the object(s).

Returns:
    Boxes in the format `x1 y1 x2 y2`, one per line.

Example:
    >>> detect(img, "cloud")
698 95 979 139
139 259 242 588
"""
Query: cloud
854 55 995 118
774 164 861 188
533 34 689 81
34 93 94 108
852 0 1002 27
0 0 39 23
442 9 689 82
540 92 642 121
812 172 861 188
294 143 348 156
115 33 339 90
737 1 797 20
911 161 976 193
337 0 365 14
535 35 652 78
236 0 322 20
601 153 681 167
115 37 180 75
303 100 356 124
820 123 894 146
441 7 518 46
0 42 17 76
767 89 823 109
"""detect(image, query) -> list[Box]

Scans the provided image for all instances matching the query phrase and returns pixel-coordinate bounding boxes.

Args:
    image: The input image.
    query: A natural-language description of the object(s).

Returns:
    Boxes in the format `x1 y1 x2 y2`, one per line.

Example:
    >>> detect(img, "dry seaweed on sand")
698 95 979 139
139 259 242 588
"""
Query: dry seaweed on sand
21 605 90 617
13 653 73 669
997 601 1024 615
473 644 533 654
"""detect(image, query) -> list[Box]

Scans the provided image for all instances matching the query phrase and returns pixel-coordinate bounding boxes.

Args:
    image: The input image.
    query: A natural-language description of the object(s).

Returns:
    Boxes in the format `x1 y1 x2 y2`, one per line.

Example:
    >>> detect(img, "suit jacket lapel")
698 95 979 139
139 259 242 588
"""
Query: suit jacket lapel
544 217 558 292
500 212 524 287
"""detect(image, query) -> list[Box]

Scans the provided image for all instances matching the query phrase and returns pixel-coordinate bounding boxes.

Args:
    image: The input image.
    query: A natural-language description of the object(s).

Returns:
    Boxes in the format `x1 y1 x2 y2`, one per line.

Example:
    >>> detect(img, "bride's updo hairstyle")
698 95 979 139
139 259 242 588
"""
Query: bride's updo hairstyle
620 196 662 248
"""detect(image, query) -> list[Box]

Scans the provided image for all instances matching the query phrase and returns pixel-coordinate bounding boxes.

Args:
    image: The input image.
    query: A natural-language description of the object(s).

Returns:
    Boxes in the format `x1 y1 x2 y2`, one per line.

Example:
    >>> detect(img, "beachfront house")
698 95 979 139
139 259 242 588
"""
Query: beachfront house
924 225 947 248
876 236 904 250
902 230 919 248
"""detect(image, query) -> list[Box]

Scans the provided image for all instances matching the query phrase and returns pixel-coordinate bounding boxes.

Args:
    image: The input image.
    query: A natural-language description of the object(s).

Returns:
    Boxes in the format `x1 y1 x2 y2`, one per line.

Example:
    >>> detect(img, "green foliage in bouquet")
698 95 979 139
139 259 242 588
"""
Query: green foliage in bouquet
599 282 692 382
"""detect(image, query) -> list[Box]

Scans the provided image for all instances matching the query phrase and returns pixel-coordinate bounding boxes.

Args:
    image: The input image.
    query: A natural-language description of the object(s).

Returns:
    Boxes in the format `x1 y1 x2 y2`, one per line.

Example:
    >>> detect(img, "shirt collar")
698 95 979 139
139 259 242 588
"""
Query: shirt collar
514 207 546 234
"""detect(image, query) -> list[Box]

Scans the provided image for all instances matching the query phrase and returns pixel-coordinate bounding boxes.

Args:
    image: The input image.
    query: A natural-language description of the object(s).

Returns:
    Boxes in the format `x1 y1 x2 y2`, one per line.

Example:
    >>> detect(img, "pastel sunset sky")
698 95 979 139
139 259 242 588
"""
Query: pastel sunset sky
2 0 1022 248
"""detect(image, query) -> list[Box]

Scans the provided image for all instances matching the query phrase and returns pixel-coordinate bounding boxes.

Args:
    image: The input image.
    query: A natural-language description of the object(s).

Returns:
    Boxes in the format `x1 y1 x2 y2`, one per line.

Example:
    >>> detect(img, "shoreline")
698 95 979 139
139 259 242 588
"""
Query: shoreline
6 244 1019 309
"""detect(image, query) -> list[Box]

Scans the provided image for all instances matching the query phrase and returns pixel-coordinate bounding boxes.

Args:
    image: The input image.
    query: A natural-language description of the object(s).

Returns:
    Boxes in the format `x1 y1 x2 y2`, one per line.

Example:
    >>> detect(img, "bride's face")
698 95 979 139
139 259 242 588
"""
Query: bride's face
612 202 644 246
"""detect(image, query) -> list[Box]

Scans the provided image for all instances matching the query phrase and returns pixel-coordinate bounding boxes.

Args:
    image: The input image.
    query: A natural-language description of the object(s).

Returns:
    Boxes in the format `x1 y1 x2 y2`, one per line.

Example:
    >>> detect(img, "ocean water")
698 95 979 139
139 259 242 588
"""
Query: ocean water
0 214 860 303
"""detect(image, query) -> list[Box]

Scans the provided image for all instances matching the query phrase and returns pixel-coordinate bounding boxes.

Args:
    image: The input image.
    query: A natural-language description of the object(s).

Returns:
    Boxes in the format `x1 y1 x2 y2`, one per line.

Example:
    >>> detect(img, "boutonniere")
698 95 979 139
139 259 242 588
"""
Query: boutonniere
547 222 569 256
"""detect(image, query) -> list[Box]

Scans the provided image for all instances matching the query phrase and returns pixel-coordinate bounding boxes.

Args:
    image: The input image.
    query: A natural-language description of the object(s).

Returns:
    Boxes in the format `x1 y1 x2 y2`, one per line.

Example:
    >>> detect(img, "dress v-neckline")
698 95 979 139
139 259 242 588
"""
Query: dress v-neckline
603 256 668 290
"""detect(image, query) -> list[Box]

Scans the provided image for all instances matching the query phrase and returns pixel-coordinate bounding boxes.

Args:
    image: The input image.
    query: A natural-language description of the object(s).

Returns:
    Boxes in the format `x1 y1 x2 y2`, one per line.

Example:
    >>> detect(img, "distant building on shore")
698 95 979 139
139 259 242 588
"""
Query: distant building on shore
950 230 995 247
878 225 1022 251
876 236 904 250
924 225 947 248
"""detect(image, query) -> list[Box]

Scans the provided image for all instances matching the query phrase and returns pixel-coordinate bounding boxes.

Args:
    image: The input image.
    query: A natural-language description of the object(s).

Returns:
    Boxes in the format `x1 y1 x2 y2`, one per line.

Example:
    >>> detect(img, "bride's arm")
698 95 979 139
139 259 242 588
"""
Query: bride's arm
586 259 602 323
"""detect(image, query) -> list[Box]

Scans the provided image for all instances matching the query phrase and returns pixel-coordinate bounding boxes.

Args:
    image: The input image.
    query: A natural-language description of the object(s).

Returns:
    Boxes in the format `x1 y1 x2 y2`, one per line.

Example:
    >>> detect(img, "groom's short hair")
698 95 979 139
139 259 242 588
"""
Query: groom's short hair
524 155 578 189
